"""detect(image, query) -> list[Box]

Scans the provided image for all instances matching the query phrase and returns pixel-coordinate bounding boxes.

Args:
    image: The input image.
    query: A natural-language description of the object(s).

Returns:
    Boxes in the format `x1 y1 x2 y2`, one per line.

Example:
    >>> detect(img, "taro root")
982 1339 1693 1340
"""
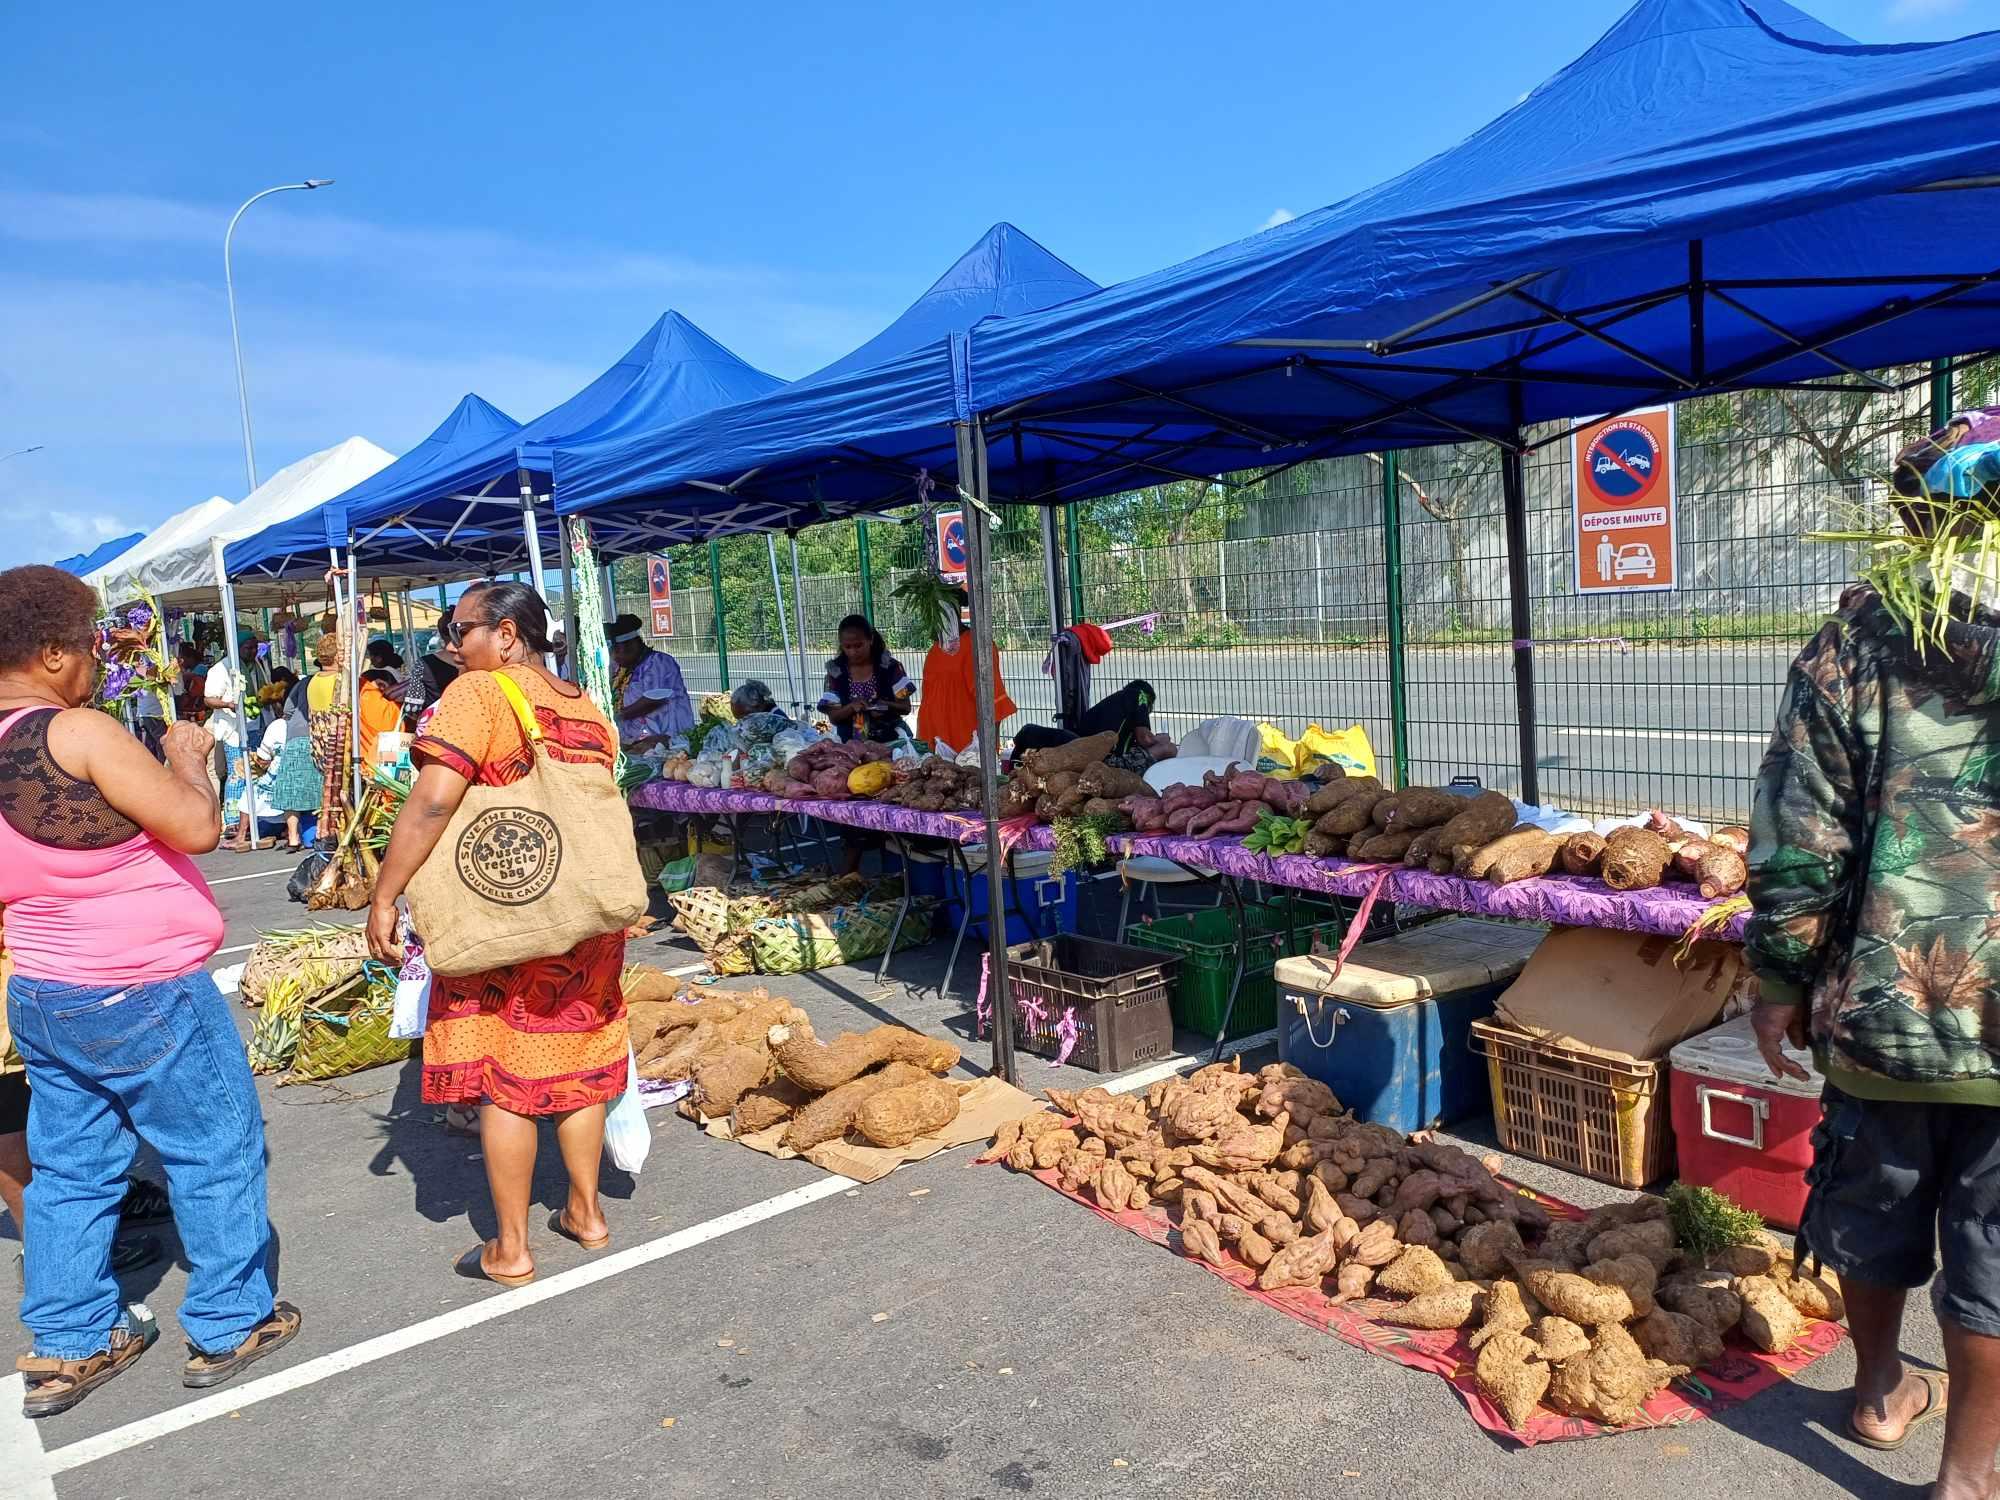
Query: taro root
1655 1276 1743 1339
1708 825 1750 854
1091 1158 1140 1215
1546 1322 1682 1427
1775 1265 1844 1322
1404 828 1447 868
1303 1177 1340 1235
1582 1254 1659 1318
1205 1113 1289 1173
1302 774 1369 818
1003 1139 1036 1172
1181 1189 1221 1225
1532 1315 1592 1362
1458 1220 1525 1281
1735 1275 1806 1353
1710 1231 1783 1277
1521 1264 1636 1327
1345 1219 1401 1268
1377 1244 1455 1298
1696 846 1748 898
1256 1076 1338 1121
1600 827 1672 891
1469 1277 1533 1351
1316 793 1386 839
1559 831 1607 876
1475 1331 1551 1431
1381 1282 1482 1330
782 1061 930 1150
1234 1223 1277 1269
1633 1308 1723 1372
1458 827 1557 884
1396 1209 1441 1249
1162 1085 1245 1143
1378 787 1466 832
1586 1219 1675 1271
854 1076 962 1149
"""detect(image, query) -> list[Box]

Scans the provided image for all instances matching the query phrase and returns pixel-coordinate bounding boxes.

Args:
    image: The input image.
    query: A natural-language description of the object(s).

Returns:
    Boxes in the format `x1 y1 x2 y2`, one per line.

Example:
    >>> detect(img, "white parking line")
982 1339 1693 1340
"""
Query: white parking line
43 1174 857 1476
1102 1030 1278 1097
1546 726 1768 746
0 1374 56 1499
205 868 296 887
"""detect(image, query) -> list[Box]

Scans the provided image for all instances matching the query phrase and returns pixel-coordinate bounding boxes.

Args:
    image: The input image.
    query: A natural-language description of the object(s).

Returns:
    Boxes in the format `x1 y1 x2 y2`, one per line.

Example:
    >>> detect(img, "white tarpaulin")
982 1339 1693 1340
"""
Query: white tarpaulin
110 436 394 606
86 495 235 600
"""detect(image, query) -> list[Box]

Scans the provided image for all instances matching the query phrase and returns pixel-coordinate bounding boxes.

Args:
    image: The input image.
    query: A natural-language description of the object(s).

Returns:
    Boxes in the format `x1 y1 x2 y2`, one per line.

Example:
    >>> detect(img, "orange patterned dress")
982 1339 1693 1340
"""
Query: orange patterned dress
411 665 628 1115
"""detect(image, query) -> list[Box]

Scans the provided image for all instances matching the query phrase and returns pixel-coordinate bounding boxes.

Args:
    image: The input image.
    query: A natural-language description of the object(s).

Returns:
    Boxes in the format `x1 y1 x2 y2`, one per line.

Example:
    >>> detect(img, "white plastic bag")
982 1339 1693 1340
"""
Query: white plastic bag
604 1042 651 1175
389 928 431 1041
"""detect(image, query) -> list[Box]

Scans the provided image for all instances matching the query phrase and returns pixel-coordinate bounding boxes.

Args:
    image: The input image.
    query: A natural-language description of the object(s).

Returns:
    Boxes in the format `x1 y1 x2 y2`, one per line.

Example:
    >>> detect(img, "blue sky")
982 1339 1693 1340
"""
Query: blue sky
0 0 1983 568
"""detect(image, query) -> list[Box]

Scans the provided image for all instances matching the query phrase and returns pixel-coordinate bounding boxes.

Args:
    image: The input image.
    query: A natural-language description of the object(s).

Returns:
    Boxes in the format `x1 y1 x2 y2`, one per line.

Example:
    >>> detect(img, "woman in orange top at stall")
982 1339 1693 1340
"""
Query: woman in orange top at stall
354 670 403 773
917 589 1014 754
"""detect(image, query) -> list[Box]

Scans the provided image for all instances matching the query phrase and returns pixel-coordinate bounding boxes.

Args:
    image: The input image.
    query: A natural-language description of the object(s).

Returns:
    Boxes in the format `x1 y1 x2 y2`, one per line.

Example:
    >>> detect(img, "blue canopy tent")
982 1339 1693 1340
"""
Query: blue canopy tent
54 532 145 577
558 0 2000 528
550 0 2000 1082
325 311 785 595
555 222 1099 553
223 393 519 586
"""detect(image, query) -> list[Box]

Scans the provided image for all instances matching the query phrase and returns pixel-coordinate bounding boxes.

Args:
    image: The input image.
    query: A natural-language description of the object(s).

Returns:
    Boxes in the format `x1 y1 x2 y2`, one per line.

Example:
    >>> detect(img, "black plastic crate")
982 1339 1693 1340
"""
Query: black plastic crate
1005 934 1180 1073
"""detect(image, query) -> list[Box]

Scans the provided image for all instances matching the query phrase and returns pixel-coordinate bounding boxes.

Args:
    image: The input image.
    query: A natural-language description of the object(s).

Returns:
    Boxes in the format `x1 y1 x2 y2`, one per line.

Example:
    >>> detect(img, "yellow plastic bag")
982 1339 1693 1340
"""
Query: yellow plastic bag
1295 723 1377 781
1254 723 1301 779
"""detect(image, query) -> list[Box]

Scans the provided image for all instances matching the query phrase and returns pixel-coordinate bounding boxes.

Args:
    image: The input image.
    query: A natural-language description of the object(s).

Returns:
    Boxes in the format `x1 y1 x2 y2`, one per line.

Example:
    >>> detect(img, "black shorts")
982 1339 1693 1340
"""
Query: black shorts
1803 1083 2000 1337
0 1072 26 1136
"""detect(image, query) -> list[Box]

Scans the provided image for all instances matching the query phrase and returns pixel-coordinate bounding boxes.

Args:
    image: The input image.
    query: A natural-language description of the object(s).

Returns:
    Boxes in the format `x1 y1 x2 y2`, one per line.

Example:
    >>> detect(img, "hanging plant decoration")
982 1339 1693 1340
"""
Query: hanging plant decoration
891 569 963 646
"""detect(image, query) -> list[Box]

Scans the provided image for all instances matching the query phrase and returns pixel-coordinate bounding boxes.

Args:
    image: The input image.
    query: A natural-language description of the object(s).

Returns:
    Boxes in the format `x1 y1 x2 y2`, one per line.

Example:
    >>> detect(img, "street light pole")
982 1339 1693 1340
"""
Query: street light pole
225 179 333 493
0 446 43 463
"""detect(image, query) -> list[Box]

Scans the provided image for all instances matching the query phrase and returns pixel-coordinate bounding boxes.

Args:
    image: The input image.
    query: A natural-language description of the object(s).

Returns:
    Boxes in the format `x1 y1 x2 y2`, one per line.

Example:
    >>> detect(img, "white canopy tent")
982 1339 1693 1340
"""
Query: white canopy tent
86 495 235 601
108 437 394 607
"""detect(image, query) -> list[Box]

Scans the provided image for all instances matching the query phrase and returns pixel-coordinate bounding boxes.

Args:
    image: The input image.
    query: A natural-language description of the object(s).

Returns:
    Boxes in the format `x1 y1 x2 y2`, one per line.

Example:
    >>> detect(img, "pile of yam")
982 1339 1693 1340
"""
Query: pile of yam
985 1059 1840 1433
622 968 967 1150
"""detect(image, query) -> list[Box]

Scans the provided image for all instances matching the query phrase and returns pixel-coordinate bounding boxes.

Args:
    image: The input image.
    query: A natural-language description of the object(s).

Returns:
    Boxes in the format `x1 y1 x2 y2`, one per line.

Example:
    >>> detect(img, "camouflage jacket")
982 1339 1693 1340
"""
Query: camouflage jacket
1747 586 2000 1102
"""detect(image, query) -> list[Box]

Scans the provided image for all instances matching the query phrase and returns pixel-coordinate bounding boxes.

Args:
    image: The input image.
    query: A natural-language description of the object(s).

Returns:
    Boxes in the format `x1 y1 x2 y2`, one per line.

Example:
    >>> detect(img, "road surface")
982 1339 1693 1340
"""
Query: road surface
0 843 1940 1500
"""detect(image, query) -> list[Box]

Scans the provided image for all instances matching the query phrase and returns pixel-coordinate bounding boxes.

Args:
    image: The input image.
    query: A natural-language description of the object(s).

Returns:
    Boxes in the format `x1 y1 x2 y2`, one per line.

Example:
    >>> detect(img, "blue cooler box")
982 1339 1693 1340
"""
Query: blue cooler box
1275 919 1544 1134
945 849 1078 946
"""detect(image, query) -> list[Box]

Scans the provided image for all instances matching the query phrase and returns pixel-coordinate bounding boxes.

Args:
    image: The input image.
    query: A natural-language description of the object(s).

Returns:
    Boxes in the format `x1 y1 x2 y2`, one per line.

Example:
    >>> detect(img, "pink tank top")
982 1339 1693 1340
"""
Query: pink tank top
0 707 225 984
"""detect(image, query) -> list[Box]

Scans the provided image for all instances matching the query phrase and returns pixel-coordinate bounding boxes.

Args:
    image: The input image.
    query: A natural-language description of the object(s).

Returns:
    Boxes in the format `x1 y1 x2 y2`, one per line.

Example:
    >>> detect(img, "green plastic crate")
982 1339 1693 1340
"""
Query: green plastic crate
1127 898 1349 1039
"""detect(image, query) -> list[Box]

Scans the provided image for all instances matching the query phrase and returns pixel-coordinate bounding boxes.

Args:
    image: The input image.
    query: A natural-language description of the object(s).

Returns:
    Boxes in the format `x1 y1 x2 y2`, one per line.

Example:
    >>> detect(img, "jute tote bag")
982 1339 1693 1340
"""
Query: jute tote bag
408 669 647 975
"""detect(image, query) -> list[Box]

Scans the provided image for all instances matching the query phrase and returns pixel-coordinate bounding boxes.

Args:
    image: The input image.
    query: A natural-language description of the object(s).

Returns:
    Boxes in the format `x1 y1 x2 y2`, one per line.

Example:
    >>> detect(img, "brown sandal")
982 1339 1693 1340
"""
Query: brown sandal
548 1209 611 1251
182 1301 304 1389
17 1306 158 1418
454 1245 535 1288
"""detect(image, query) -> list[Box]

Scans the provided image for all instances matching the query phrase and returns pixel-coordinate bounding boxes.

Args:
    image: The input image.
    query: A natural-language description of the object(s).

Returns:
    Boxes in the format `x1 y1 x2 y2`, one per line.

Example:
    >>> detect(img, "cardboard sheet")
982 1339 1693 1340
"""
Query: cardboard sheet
1495 926 1742 1062
704 1075 1035 1183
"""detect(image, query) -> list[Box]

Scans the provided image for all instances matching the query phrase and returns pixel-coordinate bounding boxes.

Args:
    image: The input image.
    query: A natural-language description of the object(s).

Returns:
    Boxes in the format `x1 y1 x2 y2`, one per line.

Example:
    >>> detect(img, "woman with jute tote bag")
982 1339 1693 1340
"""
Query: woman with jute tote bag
367 582 645 1287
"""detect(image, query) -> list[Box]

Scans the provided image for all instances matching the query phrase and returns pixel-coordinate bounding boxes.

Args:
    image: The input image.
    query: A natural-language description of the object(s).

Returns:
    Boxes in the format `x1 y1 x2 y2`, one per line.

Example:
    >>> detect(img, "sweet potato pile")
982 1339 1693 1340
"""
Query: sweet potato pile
1119 766 1305 837
758 739 893 801
986 1063 1840 1432
875 756 984 813
998 732 1157 823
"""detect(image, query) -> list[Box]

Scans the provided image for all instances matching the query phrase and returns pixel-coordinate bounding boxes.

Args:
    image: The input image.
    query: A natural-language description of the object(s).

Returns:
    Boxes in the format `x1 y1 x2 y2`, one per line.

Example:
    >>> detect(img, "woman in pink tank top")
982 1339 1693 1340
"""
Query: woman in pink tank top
0 566 300 1418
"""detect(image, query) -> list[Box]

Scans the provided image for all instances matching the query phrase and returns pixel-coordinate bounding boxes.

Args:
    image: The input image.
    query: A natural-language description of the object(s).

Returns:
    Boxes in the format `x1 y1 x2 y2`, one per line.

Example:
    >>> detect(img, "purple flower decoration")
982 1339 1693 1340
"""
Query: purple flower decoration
100 662 136 700
1139 614 1158 637
125 603 153 632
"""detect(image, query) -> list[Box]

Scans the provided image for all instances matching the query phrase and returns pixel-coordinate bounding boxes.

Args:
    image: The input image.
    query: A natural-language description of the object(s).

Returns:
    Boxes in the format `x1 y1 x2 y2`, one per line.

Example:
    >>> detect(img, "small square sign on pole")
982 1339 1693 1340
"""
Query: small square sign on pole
647 555 674 636
1571 404 1678 595
935 509 968 584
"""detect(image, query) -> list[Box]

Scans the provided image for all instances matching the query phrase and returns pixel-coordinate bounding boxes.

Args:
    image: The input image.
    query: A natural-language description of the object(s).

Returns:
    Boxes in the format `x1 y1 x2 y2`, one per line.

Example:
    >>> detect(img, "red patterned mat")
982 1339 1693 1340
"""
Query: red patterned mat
1023 1166 1846 1445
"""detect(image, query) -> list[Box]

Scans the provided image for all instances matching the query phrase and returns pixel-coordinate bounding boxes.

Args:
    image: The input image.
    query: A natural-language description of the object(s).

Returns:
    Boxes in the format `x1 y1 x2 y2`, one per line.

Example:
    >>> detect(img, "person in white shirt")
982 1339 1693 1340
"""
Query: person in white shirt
203 637 271 850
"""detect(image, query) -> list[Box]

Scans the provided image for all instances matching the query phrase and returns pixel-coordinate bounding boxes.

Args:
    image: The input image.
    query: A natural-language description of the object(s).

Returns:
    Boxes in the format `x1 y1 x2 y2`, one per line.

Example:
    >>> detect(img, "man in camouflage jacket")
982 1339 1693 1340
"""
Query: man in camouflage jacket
1748 584 2000 1494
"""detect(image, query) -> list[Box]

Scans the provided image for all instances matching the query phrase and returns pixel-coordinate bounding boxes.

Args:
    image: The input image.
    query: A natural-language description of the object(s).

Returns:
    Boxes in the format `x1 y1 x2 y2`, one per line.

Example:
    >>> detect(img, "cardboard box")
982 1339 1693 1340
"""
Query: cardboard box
1493 926 1741 1063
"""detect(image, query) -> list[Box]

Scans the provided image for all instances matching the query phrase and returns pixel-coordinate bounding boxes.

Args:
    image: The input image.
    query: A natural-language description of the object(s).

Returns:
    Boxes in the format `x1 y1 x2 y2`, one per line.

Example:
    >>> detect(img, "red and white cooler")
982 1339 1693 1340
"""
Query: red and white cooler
1668 1012 1820 1229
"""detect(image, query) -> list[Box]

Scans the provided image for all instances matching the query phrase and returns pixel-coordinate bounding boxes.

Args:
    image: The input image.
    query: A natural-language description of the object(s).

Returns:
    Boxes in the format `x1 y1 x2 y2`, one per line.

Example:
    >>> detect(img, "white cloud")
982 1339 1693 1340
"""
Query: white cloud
1888 0 1965 19
1261 207 1296 230
48 511 139 545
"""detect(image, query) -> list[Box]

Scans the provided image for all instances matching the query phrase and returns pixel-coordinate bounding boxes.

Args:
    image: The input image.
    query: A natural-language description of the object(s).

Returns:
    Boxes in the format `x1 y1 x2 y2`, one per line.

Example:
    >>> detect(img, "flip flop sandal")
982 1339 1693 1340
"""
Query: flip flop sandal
1847 1368 1948 1451
453 1246 535 1289
548 1209 611 1251
17 1305 159 1418
119 1178 174 1225
182 1301 304 1390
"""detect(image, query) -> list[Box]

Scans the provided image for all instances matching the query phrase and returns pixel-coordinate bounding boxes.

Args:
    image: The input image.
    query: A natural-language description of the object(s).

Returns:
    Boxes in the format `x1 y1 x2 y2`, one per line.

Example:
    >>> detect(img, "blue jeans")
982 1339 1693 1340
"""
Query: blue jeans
6 968 276 1359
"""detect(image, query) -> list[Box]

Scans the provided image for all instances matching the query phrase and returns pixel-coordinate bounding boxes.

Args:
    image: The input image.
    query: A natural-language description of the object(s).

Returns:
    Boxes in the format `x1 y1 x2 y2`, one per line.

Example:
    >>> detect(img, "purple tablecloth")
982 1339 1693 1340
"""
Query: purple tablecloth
629 780 987 843
1016 827 1744 942
630 781 1744 942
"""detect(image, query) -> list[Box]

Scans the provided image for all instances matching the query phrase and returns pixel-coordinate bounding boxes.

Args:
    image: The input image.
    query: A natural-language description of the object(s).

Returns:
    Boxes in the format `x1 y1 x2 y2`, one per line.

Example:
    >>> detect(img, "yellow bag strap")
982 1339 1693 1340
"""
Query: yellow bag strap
491 668 544 748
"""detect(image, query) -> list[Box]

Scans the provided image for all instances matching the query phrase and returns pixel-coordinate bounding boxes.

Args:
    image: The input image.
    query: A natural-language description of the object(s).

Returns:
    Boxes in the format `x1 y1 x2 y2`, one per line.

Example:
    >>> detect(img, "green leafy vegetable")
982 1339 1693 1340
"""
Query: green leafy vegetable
1243 808 1311 855
1666 1183 1765 1262
1049 811 1126 878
